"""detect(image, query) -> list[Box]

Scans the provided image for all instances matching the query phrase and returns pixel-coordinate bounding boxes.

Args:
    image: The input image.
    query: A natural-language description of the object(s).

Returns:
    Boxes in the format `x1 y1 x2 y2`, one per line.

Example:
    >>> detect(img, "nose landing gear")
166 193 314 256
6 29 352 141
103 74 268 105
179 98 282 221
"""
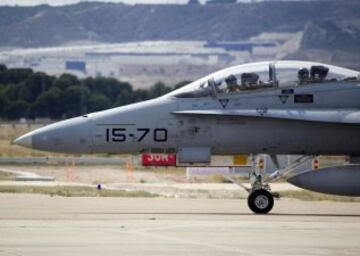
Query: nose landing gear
246 155 274 214
225 154 314 214
247 188 274 214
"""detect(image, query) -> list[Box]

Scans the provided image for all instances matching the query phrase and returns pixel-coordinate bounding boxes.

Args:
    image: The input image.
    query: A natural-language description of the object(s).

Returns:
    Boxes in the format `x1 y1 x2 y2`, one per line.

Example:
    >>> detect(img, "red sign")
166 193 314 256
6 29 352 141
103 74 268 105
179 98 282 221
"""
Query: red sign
142 153 176 166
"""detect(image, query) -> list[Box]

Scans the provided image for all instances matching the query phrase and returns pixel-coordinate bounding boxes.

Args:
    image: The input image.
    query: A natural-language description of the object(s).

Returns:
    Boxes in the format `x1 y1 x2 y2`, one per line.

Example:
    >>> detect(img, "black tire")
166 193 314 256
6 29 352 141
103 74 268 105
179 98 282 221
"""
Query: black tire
247 189 274 214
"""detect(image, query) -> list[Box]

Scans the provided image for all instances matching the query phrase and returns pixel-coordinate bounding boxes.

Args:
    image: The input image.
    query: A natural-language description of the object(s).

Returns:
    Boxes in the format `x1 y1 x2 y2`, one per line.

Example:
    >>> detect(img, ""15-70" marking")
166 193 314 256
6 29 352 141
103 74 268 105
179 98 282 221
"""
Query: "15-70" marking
105 128 167 142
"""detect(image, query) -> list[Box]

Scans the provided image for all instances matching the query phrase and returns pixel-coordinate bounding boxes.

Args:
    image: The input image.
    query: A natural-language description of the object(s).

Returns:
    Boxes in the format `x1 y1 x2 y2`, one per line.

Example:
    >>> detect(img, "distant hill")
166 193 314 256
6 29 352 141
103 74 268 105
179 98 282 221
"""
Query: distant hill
0 0 359 69
285 19 360 69
0 1 359 48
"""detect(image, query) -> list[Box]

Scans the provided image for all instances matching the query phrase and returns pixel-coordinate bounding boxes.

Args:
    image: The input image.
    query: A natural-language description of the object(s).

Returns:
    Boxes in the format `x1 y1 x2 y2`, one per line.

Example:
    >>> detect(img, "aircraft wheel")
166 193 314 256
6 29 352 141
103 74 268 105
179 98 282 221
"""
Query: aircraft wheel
247 189 274 214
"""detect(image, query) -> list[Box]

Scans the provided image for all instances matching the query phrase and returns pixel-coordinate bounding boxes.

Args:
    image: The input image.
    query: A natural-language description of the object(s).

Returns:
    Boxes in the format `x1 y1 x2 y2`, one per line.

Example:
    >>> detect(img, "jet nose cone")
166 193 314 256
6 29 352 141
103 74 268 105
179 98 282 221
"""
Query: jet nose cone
13 133 33 149
15 116 93 153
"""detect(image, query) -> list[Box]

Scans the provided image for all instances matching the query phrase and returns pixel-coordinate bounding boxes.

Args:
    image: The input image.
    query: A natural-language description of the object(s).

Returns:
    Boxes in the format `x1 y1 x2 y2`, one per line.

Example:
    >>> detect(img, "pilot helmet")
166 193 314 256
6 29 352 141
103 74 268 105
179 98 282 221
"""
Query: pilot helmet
298 68 309 79
225 74 237 84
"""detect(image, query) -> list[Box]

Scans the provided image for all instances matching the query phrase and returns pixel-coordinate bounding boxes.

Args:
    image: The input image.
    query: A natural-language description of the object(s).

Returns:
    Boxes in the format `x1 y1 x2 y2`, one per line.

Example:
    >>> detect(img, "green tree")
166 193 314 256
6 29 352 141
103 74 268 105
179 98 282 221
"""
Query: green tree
174 80 192 90
149 82 172 98
0 83 6 91
3 84 19 102
0 64 7 72
25 72 53 102
4 100 29 119
132 89 150 103
114 89 133 107
64 86 90 117
34 87 65 119
83 77 132 103
87 94 111 112
0 66 181 120
0 90 8 117
17 82 32 103
0 68 33 84
53 73 80 90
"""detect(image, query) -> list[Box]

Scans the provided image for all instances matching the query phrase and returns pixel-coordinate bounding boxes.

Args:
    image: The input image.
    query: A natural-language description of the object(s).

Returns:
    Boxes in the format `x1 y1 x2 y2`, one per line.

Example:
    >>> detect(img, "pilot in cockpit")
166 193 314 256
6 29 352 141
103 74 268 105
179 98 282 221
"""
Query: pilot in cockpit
298 67 310 85
225 74 241 92
298 66 330 85
310 65 329 83
241 73 260 90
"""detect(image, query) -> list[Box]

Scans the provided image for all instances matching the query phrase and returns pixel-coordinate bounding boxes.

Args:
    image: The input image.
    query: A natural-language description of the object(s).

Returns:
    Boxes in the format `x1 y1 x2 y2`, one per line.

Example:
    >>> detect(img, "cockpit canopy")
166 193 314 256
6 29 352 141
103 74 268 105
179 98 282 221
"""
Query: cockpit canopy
168 61 359 98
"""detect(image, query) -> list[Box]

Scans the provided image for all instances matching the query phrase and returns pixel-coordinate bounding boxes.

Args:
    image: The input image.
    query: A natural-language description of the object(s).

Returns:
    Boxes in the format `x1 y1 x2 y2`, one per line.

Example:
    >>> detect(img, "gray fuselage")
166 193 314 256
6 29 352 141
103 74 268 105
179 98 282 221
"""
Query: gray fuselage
25 80 360 156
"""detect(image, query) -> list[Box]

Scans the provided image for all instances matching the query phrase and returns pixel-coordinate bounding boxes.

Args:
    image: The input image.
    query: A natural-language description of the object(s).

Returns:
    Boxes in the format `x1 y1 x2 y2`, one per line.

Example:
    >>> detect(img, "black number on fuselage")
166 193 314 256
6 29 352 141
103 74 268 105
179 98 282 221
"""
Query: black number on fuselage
106 128 110 142
111 128 126 142
105 128 167 142
154 128 167 142
137 128 150 142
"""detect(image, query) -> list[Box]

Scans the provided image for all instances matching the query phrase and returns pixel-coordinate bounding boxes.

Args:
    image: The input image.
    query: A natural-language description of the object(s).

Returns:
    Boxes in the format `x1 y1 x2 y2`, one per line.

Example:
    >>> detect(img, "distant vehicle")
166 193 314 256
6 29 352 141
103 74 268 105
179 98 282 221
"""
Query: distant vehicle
15 60 360 214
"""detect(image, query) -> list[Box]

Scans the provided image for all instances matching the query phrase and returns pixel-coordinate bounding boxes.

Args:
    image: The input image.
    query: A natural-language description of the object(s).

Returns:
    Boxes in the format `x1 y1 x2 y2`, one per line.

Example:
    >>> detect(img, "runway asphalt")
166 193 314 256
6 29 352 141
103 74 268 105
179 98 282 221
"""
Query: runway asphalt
0 194 360 256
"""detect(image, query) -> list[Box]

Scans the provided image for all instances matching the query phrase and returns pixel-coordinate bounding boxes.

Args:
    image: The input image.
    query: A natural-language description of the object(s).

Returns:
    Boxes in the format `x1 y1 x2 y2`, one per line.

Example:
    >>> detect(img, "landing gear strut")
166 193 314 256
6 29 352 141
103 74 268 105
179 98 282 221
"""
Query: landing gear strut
225 154 314 214
247 155 274 214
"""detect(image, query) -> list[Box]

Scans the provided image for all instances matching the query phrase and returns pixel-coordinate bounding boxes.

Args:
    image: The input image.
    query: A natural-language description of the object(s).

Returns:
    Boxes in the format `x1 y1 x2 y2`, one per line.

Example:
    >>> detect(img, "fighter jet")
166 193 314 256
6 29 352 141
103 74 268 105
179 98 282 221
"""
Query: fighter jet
14 60 360 214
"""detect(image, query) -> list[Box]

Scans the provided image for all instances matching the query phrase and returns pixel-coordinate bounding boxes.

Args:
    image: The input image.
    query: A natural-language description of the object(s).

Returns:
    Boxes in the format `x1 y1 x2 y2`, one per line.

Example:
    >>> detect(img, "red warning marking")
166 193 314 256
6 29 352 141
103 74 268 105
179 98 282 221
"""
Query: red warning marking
142 153 176 166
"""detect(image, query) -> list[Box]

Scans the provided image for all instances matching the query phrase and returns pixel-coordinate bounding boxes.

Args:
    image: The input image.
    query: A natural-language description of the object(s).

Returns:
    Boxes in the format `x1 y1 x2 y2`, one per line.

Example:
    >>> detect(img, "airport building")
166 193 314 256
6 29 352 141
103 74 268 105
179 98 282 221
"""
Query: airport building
0 33 301 88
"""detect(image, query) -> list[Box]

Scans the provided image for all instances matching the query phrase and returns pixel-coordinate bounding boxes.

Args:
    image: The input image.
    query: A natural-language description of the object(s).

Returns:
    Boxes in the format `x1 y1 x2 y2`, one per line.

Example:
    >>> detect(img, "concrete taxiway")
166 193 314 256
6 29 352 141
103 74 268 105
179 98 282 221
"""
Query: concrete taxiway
0 194 360 256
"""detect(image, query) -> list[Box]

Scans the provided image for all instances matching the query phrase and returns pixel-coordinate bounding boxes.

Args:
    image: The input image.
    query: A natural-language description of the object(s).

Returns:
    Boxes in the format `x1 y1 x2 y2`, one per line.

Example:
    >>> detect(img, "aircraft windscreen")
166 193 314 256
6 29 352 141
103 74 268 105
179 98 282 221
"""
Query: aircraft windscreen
276 61 360 87
168 61 273 98
167 61 359 98
171 79 212 98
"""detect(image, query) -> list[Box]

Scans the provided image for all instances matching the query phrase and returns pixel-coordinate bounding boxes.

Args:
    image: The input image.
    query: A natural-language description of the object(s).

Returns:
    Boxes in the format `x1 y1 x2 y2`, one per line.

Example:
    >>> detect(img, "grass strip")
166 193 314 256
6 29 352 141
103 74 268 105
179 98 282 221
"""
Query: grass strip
0 185 159 198
0 172 15 180
279 190 360 202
